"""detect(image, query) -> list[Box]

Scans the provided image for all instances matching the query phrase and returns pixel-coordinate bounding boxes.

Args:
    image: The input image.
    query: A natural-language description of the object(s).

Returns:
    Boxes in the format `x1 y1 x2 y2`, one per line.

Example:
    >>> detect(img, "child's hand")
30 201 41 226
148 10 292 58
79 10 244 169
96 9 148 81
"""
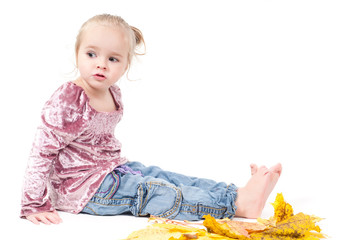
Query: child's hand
26 210 63 225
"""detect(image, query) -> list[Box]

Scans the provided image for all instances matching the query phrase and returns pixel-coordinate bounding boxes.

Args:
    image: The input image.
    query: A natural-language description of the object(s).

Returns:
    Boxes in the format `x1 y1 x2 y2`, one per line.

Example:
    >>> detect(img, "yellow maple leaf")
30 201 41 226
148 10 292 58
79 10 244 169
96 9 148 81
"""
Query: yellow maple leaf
218 219 266 234
124 193 326 240
257 217 276 228
272 193 294 223
125 221 235 240
203 215 250 239
169 232 234 240
203 194 325 240
250 234 321 240
263 213 320 237
124 225 182 240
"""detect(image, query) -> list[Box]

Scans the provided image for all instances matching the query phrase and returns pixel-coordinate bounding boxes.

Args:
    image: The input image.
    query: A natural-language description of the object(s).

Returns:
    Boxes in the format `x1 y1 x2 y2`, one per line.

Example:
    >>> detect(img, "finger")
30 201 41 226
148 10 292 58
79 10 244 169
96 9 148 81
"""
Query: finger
52 210 62 219
52 210 63 223
47 213 62 224
37 215 52 225
27 215 40 225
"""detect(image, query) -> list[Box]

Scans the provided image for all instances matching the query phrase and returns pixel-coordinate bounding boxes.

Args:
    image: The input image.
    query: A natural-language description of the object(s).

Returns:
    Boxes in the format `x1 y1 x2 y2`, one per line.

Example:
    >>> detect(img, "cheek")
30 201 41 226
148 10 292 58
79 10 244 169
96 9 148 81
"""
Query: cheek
77 57 91 73
115 64 128 77
77 62 85 73
77 63 91 78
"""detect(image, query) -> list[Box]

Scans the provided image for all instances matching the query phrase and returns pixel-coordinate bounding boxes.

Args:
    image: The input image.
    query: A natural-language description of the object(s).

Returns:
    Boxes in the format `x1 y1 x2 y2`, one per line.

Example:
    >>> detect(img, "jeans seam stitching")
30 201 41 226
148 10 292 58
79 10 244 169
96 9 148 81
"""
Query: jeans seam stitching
138 184 144 216
84 205 98 215
92 195 133 201
139 182 151 214
182 203 227 212
159 184 181 218
181 204 227 217
88 200 132 207
104 172 119 199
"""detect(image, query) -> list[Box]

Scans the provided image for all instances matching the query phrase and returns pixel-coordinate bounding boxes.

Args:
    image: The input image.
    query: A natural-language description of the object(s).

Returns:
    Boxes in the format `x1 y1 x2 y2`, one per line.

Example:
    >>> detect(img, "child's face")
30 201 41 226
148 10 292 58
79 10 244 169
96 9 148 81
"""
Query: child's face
76 24 129 91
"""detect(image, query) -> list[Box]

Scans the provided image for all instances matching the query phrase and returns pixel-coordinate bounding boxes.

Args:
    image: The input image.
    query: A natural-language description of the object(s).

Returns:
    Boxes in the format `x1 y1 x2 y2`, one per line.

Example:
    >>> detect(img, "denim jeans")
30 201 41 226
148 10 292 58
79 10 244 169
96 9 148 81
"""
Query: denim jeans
81 161 238 220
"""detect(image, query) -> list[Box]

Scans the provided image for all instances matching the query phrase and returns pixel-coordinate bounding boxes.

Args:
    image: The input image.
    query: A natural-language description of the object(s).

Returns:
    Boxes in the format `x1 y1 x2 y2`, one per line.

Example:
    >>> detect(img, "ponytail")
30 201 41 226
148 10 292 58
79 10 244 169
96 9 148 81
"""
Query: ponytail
130 26 146 56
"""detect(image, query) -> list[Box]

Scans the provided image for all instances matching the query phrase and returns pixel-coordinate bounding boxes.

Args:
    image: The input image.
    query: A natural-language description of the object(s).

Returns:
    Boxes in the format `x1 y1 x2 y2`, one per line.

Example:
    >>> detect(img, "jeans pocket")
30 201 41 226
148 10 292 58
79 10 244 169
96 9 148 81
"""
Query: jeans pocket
94 172 120 199
130 181 182 219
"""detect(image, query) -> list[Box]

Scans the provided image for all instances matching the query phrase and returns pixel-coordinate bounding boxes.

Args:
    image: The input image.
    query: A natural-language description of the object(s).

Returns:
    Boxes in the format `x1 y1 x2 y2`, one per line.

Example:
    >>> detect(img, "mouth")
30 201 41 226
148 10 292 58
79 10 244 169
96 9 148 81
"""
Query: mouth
93 73 106 80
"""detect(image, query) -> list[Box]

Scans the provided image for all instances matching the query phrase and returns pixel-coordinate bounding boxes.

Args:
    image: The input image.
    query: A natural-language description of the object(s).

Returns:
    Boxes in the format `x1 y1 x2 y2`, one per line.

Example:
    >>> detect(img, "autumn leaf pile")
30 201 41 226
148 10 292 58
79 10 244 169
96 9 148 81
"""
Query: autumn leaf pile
124 193 326 240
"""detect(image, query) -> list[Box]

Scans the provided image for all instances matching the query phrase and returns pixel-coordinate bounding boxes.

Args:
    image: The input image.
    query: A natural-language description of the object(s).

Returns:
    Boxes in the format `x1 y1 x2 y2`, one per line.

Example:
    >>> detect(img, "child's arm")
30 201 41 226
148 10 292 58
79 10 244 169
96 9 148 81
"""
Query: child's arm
21 128 60 220
21 83 92 222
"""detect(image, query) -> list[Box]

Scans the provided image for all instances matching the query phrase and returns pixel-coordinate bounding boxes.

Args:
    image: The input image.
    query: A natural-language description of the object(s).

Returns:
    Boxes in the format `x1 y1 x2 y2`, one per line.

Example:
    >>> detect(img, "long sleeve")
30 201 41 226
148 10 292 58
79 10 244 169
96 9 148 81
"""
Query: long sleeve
20 83 93 217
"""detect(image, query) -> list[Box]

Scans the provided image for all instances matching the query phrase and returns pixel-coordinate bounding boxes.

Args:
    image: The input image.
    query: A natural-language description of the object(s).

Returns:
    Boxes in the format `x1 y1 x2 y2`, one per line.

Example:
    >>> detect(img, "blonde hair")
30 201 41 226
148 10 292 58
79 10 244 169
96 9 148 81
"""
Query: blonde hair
75 14 145 69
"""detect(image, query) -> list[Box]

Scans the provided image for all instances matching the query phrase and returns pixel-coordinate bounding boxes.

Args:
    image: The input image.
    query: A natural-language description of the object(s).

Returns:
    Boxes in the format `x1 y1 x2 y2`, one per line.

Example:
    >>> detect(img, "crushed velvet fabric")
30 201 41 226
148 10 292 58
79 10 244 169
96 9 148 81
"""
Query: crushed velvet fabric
20 82 128 218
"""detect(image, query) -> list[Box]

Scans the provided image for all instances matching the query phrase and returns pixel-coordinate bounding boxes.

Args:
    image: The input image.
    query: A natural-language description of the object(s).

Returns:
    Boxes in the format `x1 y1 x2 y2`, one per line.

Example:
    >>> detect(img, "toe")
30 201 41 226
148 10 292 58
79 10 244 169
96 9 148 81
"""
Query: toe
250 164 258 175
269 163 282 176
258 165 268 175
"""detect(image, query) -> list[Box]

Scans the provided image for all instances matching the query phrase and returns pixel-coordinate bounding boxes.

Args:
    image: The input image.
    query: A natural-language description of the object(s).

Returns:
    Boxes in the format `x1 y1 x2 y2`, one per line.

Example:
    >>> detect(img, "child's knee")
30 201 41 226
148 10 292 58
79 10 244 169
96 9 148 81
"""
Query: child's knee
130 181 182 219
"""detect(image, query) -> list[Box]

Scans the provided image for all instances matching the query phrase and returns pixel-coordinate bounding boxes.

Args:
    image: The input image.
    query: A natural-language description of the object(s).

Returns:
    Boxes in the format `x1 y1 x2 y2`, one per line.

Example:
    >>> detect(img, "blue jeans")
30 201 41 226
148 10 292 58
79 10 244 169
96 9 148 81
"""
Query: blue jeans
81 161 238 220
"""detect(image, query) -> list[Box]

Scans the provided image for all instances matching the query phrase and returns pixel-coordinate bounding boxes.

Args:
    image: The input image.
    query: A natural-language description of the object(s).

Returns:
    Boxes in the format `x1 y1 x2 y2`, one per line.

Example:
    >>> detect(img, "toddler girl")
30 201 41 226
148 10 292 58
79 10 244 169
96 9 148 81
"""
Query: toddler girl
21 14 282 225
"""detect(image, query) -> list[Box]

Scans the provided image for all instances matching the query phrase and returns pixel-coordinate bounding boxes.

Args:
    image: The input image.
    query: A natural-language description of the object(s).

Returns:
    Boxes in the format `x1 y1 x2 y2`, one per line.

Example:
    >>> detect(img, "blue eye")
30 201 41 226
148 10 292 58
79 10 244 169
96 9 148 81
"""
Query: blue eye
87 52 96 58
109 57 119 62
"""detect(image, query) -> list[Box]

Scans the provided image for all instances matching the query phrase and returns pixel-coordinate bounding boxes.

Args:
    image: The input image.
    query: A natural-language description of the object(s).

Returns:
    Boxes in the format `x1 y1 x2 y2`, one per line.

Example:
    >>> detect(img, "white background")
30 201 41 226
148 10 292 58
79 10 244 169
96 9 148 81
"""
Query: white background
0 0 360 239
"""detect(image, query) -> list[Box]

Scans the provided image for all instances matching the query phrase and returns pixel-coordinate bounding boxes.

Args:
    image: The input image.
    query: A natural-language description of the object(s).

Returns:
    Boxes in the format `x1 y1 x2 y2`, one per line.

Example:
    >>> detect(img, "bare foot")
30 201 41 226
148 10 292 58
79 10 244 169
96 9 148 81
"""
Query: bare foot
235 163 282 218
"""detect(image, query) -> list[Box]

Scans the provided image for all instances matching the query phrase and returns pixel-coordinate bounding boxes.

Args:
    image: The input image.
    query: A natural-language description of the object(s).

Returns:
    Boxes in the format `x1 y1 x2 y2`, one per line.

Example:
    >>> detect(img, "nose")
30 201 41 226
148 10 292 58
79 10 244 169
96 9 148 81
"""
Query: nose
97 58 107 70
97 64 107 70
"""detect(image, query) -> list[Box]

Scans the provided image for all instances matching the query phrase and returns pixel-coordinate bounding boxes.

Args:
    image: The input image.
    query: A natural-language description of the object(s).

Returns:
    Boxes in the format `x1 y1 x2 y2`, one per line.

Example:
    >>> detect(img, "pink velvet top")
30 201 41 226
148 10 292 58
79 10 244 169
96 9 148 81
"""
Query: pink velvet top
20 82 128 217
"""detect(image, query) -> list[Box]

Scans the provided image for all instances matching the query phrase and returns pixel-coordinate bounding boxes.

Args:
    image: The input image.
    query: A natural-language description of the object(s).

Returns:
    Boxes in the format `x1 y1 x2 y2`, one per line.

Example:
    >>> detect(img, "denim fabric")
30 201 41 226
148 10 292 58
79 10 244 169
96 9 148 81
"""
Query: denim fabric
81 161 238 220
